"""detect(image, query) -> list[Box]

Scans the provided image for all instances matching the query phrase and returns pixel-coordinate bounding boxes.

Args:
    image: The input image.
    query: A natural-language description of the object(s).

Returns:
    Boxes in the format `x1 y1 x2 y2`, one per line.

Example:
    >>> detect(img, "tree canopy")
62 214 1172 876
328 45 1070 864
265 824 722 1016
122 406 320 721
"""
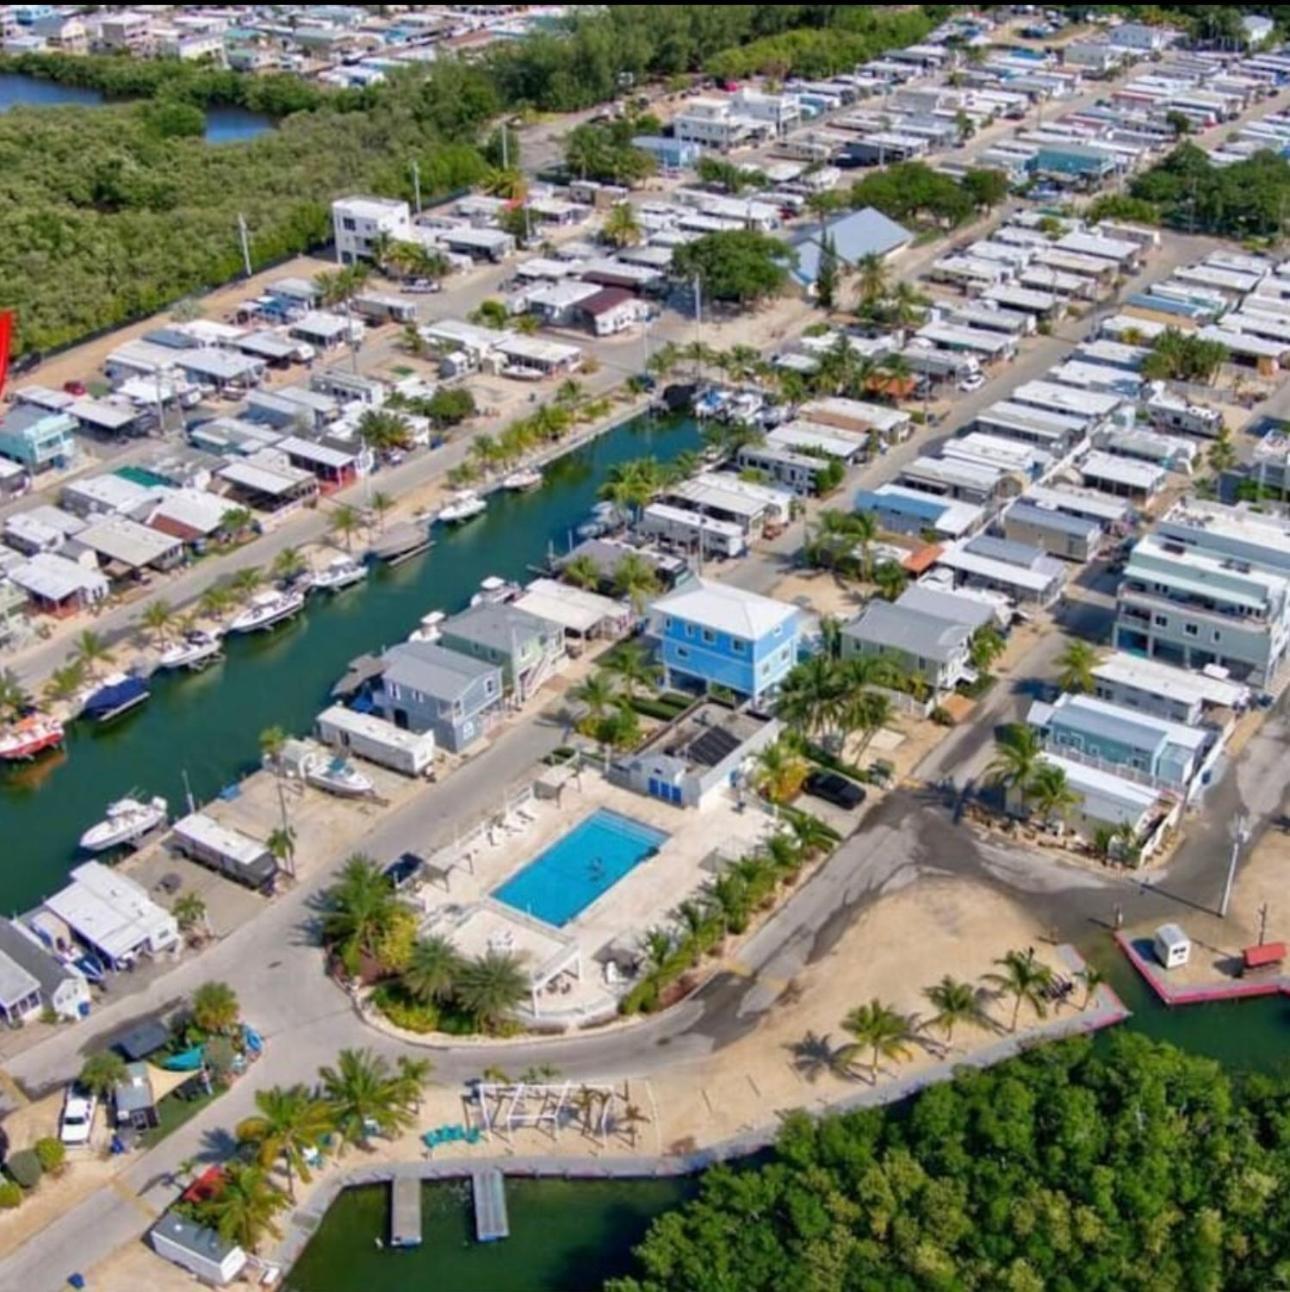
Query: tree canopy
611 1033 1290 1292
672 231 795 305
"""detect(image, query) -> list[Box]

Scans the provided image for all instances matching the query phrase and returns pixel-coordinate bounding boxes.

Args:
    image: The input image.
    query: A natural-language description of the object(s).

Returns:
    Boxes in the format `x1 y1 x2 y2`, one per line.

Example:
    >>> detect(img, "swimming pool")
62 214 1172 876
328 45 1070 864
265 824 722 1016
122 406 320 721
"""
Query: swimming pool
492 809 669 927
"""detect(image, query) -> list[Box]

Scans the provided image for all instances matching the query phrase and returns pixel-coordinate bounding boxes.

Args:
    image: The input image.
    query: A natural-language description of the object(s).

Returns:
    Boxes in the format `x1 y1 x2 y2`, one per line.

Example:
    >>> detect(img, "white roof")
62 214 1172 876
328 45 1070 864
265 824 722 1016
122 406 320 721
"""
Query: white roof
218 453 315 497
1080 450 1166 492
148 488 231 536
64 474 157 515
1092 651 1250 710
673 474 791 520
643 502 745 540
44 862 176 963
317 705 437 757
277 436 356 470
494 335 582 365
78 516 181 569
865 484 984 537
1011 381 1123 418
800 397 910 433
1038 753 1159 824
1023 483 1132 524
769 421 865 460
652 578 798 640
292 311 352 341
10 553 109 601
514 578 627 635
936 543 1062 594
903 456 1003 492
171 813 267 867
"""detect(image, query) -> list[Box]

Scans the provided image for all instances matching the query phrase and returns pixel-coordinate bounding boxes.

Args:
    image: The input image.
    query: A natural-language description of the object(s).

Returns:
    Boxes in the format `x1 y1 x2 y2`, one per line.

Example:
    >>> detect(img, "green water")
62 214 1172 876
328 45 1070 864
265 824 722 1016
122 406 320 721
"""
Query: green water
286 1175 694 1292
0 414 701 914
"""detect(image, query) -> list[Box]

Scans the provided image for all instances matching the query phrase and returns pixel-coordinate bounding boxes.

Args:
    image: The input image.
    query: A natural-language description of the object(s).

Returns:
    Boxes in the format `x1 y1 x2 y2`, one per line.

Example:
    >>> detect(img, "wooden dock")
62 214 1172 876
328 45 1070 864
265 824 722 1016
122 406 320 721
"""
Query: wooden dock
389 1176 422 1248
472 1168 509 1243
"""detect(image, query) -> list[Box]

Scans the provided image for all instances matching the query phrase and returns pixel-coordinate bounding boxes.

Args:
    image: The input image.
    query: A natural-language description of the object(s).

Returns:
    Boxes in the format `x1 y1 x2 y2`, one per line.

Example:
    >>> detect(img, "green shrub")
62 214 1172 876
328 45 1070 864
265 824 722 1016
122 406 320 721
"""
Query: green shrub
0 1181 21 1209
803 742 869 787
33 1138 65 1175
930 705 956 727
620 976 661 1015
371 983 440 1035
6 1150 41 1190
631 697 682 721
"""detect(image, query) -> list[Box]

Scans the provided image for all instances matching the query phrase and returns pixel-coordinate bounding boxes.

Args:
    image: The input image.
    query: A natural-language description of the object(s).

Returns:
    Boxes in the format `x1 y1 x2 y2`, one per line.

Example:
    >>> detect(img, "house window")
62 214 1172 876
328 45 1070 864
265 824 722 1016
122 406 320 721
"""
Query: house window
342 217 356 231
685 623 695 638
702 628 716 645
485 680 497 696
665 617 673 631
1184 624 1198 638
1212 630 1222 643
732 639 747 655
676 646 690 660
1153 615 1168 628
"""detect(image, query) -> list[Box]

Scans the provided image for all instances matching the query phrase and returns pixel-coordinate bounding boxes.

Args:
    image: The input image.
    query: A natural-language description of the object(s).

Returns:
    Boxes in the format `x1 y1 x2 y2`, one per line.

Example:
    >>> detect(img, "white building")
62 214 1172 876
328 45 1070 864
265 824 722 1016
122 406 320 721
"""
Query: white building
332 196 413 266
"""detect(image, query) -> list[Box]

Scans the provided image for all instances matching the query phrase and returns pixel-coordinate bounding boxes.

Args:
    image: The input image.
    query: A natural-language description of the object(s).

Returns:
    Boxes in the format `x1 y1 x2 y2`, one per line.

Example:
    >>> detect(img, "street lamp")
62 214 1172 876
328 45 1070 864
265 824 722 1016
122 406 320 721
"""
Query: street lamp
1219 812 1251 919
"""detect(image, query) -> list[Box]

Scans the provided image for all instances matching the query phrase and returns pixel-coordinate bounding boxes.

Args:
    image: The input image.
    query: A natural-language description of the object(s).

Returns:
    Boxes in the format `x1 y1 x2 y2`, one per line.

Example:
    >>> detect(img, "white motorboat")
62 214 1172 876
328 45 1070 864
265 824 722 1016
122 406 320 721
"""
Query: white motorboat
158 630 223 672
311 555 368 593
227 589 306 635
79 796 168 853
437 490 487 524
470 575 520 608
407 610 446 644
576 500 625 540
305 755 375 799
501 466 543 493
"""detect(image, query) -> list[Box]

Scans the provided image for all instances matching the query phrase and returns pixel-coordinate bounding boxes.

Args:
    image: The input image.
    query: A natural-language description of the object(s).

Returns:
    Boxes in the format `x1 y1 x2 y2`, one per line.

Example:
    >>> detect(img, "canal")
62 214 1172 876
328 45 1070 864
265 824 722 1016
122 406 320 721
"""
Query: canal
0 72 273 142
0 414 700 914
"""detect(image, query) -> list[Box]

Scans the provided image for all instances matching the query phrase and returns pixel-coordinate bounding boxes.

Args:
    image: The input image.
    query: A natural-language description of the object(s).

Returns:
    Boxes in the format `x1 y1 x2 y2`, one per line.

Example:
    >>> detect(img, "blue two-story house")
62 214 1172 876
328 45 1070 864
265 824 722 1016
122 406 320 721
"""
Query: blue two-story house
376 641 504 754
650 578 801 705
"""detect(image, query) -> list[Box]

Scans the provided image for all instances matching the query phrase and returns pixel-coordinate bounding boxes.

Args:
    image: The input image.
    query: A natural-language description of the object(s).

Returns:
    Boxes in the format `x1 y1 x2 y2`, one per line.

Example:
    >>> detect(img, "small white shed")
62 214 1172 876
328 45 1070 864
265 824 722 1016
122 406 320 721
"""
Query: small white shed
1153 923 1191 971
150 1212 247 1286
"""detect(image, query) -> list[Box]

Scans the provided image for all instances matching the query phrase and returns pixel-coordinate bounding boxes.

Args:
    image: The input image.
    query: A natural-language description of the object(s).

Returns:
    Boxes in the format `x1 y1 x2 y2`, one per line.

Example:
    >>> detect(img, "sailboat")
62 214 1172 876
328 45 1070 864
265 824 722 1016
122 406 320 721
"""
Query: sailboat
79 795 168 853
437 490 487 524
227 589 306 635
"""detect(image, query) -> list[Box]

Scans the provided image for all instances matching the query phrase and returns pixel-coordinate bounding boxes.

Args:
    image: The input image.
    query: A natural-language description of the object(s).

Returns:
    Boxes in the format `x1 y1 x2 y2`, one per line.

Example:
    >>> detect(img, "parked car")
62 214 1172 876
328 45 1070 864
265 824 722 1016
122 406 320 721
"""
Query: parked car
60 1085 98 1146
804 770 867 811
383 852 424 891
958 371 986 393
63 380 88 397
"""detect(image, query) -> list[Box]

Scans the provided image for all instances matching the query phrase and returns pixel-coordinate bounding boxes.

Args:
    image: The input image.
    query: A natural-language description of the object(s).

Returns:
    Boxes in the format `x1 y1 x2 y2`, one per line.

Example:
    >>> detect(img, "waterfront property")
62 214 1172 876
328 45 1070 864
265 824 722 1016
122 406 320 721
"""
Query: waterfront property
376 642 504 754
438 603 565 703
1091 651 1251 726
649 580 800 705
0 918 91 1023
317 706 437 778
149 1212 247 1287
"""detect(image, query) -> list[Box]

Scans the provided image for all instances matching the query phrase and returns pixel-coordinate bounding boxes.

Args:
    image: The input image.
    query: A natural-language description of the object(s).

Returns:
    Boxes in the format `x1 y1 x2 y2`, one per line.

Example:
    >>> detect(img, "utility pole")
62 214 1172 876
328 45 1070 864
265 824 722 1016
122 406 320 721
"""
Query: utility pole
501 123 509 172
1220 813 1251 919
237 212 253 278
411 159 422 215
692 273 702 380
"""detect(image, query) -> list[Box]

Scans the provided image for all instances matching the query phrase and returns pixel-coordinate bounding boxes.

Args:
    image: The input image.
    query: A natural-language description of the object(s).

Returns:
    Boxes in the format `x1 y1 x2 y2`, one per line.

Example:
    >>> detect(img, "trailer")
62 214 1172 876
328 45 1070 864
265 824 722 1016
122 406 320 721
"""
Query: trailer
169 813 278 893
317 705 436 777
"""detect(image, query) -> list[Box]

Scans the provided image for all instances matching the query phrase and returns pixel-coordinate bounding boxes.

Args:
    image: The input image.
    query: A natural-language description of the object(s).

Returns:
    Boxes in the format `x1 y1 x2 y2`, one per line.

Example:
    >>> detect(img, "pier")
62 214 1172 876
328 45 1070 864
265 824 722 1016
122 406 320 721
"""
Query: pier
389 1176 422 1248
472 1169 509 1243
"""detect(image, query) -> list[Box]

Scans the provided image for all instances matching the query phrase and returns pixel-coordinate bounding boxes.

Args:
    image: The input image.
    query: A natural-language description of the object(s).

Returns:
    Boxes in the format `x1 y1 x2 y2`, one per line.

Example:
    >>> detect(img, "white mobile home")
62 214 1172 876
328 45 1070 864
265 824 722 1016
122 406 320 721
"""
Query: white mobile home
317 705 436 776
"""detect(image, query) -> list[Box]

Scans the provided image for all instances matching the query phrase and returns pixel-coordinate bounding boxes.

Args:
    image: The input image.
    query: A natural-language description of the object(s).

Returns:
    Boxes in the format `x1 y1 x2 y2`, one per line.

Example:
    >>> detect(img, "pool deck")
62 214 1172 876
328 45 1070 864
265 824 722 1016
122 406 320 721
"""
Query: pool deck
407 770 776 1022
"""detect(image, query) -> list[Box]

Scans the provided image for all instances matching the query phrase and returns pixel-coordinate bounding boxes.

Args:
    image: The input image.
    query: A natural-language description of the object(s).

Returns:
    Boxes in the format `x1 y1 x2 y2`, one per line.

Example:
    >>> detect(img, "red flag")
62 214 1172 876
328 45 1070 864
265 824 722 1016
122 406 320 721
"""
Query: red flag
0 311 12 399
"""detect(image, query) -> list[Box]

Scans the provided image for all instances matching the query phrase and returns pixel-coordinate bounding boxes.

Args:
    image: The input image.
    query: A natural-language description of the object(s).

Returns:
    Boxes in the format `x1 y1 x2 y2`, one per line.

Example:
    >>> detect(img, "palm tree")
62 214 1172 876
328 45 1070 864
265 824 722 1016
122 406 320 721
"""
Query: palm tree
455 951 530 1031
845 689 892 758
482 167 528 202
330 504 364 553
259 725 287 770
320 1048 417 1150
704 872 752 935
72 630 114 681
840 1000 920 1079
785 812 837 861
613 553 661 614
236 1085 336 1200
266 824 297 878
369 491 394 534
1026 762 1079 826
79 1050 127 1098
872 559 908 602
923 976 993 1044
750 738 810 805
322 854 400 974
645 341 681 380
271 546 306 585
1208 425 1236 474
605 642 661 700
400 321 426 357
173 892 208 936
888 280 930 328
199 584 236 624
359 410 414 456
1056 639 1099 694
850 510 879 581
985 950 1054 1033
192 980 240 1035
401 935 464 1006
44 661 86 707
1077 965 1106 1011
857 253 890 308
573 670 618 723
140 599 175 647
229 566 263 605
986 723 1045 792
394 1055 434 1112
0 668 30 722
194 1160 288 1253
562 554 602 591
219 507 255 541
969 624 1005 674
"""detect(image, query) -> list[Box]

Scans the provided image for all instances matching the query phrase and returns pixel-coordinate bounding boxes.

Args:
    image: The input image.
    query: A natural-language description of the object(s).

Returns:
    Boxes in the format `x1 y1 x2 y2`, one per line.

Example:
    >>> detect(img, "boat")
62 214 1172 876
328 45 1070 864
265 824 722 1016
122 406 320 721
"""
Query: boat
470 575 521 608
501 364 543 382
723 391 765 424
501 466 543 493
0 715 65 762
693 388 730 419
305 755 375 799
81 673 150 724
227 589 306 635
407 610 446 644
311 555 368 593
78 795 168 853
437 490 487 525
576 501 625 540
158 630 223 672
370 522 432 566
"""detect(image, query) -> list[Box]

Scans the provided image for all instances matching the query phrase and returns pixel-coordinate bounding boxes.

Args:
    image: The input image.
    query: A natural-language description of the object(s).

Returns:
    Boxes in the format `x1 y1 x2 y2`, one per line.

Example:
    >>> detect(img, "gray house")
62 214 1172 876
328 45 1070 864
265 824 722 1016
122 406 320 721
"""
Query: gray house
438 603 564 702
0 919 91 1023
376 641 504 754
842 601 972 695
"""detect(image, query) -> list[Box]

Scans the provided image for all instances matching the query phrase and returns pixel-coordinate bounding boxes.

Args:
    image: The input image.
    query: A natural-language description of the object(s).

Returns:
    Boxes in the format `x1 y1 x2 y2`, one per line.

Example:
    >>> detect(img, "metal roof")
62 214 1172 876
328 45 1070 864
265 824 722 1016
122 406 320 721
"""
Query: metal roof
652 578 798 640
844 600 970 664
381 640 500 702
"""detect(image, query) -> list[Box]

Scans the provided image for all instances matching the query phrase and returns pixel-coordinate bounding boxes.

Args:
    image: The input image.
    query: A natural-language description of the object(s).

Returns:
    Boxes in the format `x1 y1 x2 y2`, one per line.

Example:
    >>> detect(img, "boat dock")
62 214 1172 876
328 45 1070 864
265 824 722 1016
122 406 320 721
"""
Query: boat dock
472 1169 509 1243
389 1176 422 1248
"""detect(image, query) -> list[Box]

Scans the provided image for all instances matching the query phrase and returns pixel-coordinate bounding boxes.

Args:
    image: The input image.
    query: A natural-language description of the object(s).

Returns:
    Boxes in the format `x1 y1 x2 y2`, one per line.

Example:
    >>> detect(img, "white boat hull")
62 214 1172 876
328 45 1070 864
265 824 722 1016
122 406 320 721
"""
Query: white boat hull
314 568 367 592
306 770 375 799
159 639 222 671
79 798 167 852
228 594 306 635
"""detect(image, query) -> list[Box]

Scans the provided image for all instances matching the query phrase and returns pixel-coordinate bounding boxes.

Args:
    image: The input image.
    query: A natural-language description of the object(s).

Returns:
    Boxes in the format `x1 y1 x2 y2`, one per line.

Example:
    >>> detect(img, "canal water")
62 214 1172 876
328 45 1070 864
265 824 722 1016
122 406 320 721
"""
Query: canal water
285 1175 695 1292
0 414 700 914
0 72 272 142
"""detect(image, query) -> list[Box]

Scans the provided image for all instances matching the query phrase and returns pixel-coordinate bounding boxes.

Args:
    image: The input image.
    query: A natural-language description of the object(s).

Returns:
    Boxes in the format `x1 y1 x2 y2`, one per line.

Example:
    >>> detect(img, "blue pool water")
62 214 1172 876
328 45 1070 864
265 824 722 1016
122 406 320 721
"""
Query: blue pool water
492 809 669 927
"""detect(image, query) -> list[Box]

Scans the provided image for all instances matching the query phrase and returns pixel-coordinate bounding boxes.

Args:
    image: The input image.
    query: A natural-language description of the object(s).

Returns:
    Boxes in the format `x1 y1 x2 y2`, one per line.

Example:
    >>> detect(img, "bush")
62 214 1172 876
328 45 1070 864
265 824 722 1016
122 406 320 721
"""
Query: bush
930 705 956 727
631 697 683 721
6 1150 41 1190
0 1182 21 1209
371 982 440 1035
32 1138 65 1176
